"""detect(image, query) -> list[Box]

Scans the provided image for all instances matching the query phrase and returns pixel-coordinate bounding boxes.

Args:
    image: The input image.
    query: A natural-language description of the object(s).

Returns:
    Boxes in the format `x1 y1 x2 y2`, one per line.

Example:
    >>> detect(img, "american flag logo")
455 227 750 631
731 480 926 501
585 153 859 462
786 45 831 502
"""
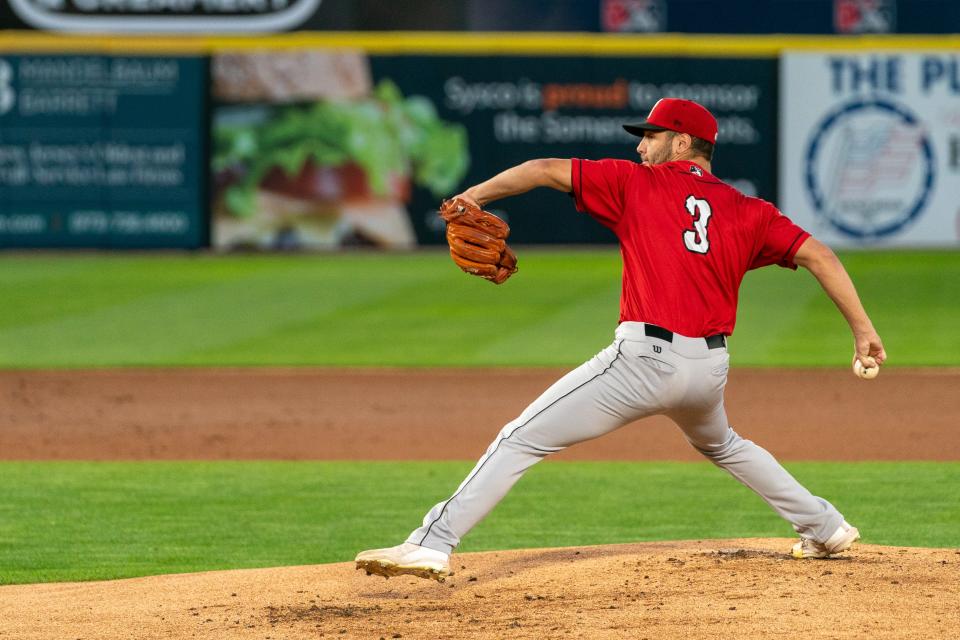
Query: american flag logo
805 100 934 239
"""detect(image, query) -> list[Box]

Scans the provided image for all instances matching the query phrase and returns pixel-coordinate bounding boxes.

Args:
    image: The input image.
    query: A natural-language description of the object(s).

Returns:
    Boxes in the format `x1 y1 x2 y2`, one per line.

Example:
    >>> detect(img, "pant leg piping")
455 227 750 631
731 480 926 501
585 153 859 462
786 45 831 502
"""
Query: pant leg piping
417 340 624 546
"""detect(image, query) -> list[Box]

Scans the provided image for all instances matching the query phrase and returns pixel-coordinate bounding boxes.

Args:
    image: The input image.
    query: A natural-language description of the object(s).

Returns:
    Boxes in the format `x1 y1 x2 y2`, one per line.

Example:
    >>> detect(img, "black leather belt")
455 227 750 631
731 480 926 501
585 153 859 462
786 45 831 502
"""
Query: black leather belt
644 323 726 349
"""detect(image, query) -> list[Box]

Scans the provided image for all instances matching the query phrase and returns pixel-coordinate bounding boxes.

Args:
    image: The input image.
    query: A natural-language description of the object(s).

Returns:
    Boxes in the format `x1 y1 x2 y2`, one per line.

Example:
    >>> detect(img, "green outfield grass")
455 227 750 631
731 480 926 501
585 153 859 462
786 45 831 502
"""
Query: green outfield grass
0 461 956 585
0 250 956 368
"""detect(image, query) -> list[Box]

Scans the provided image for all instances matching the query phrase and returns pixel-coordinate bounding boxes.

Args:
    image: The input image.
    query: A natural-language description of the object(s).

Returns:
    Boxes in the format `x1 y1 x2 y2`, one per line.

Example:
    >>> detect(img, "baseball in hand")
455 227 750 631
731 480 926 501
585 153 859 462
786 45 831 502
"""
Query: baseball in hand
852 357 879 380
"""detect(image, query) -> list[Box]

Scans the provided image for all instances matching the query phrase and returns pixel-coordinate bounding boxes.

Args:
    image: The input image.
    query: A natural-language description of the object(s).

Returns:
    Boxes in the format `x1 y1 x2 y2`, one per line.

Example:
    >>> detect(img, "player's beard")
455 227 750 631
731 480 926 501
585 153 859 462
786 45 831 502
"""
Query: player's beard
642 146 671 166
641 135 675 166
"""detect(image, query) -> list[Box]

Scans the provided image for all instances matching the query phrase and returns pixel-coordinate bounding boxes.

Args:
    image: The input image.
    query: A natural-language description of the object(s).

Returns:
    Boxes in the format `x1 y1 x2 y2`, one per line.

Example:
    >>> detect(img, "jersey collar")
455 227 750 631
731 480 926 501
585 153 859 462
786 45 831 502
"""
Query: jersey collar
668 160 719 182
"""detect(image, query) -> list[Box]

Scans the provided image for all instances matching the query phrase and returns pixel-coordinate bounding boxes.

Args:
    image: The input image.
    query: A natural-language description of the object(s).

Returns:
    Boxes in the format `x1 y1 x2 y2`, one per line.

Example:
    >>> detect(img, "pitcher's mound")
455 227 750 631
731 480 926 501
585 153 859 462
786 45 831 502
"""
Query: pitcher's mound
2 539 957 639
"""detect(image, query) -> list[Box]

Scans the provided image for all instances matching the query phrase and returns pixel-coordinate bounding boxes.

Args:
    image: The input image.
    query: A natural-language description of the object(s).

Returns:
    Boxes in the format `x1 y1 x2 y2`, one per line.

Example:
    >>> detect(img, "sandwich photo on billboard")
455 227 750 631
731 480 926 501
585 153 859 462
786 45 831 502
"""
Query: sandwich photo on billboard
211 50 469 250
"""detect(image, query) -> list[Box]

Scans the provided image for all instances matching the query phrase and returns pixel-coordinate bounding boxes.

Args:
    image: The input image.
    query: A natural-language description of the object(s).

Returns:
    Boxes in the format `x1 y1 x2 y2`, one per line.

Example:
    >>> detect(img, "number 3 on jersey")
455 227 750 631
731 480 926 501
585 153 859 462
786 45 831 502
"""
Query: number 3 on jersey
682 195 712 254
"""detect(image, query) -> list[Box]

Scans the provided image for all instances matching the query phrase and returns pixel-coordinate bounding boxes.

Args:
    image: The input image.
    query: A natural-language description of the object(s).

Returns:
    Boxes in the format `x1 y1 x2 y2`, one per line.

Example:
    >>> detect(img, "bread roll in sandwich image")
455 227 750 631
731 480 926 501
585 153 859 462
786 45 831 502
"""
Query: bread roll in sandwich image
211 50 468 250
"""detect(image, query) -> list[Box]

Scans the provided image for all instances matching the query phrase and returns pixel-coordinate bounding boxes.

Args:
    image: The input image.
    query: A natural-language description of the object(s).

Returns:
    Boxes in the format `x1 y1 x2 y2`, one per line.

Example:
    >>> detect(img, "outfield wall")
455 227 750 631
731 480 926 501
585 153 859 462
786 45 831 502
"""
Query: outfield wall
0 33 958 249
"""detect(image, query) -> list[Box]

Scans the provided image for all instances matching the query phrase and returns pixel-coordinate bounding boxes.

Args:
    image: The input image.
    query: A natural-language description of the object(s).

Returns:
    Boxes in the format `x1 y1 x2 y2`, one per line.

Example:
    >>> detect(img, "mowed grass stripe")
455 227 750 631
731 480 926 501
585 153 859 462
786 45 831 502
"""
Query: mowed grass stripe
726 250 959 366
473 285 619 365
726 266 820 363
0 250 956 367
0 255 446 366
0 257 216 330
0 461 957 585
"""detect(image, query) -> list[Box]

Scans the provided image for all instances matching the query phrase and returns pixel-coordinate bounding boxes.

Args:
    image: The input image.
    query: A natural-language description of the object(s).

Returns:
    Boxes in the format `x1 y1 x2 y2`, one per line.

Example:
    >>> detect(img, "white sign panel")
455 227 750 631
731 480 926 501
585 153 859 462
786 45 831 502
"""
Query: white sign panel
780 52 960 247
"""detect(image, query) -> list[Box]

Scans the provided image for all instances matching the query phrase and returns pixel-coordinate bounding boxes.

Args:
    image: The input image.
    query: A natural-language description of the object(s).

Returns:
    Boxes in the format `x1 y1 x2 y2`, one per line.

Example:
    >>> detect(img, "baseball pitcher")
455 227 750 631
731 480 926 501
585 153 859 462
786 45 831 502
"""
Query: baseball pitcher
356 98 887 581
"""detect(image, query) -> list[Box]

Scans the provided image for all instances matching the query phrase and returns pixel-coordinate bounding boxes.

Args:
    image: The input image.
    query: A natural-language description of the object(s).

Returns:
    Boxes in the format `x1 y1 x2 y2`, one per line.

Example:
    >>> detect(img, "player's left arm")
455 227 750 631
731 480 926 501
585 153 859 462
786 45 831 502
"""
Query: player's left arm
793 236 887 367
453 159 572 208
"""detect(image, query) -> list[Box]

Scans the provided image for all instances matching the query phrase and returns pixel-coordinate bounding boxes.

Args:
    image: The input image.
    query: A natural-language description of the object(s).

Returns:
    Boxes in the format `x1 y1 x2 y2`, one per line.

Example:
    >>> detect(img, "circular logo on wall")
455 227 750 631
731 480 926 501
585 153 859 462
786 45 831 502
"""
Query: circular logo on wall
804 99 935 239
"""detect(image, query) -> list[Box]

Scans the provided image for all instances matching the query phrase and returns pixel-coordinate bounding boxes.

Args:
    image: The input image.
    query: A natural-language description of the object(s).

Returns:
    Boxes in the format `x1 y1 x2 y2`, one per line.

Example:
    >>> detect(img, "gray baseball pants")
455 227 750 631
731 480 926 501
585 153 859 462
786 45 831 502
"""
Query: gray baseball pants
408 321 844 555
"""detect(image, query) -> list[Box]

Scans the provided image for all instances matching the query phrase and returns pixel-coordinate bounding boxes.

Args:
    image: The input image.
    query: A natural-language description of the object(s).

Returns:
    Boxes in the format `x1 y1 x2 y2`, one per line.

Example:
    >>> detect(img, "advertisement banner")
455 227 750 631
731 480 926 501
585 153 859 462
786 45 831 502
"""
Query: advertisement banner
210 51 776 248
210 50 469 250
378 55 777 246
0 54 207 248
6 1 960 34
780 52 960 247
0 0 322 32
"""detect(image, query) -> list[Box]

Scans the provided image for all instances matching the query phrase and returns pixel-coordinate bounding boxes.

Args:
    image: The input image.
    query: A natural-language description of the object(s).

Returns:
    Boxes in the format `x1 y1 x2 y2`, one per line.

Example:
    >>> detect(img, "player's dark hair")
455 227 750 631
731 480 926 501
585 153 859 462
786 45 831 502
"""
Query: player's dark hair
689 136 715 161
666 130 715 162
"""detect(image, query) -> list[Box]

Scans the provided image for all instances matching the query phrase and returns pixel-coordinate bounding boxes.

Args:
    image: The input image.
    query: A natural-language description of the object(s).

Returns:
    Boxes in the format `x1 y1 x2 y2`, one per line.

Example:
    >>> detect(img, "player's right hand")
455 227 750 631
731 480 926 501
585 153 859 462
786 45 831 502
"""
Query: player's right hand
854 331 886 368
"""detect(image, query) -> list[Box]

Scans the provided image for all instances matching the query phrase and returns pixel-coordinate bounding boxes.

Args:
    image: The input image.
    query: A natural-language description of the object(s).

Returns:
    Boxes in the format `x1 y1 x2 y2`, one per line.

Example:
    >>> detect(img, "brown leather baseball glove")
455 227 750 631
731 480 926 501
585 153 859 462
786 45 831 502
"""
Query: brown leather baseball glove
439 198 518 284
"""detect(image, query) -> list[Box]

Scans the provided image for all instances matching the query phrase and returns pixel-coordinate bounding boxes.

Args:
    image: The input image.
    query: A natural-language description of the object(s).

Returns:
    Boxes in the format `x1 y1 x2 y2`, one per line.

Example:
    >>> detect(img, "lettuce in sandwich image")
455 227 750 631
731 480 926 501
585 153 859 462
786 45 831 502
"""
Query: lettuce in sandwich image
211 64 469 250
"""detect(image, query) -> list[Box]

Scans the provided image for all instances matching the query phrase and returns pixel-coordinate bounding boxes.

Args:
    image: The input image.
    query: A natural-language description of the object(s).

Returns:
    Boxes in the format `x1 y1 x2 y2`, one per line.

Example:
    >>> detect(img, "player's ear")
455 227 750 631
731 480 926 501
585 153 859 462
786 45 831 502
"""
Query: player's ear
674 132 692 155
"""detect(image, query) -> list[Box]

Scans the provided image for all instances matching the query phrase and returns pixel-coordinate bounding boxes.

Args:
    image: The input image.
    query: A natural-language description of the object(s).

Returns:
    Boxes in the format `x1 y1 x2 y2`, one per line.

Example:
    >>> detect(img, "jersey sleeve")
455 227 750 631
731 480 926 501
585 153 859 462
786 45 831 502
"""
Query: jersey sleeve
571 158 637 229
749 201 811 271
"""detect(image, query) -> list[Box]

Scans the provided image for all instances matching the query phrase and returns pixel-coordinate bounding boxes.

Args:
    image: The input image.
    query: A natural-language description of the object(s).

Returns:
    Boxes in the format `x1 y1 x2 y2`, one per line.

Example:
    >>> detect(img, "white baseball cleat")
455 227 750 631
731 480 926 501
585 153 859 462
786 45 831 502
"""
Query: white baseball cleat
355 542 450 581
792 521 861 559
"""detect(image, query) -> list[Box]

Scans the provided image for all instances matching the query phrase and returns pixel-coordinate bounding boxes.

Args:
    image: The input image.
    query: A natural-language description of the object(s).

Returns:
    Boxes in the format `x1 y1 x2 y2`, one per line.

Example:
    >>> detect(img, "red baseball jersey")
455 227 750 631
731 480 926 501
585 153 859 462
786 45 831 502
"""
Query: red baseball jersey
571 158 810 337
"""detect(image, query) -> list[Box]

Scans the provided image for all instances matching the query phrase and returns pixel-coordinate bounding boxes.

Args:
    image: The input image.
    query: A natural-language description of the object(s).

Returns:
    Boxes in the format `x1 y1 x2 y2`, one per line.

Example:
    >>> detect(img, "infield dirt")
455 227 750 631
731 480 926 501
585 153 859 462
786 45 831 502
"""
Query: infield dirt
1 539 958 639
3 367 959 460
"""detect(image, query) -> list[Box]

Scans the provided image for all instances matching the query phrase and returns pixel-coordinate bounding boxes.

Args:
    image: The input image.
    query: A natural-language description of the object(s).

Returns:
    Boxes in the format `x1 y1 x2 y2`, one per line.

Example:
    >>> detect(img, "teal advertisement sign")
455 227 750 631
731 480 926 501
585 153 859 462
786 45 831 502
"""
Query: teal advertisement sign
209 51 776 249
0 55 206 248
372 55 778 245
